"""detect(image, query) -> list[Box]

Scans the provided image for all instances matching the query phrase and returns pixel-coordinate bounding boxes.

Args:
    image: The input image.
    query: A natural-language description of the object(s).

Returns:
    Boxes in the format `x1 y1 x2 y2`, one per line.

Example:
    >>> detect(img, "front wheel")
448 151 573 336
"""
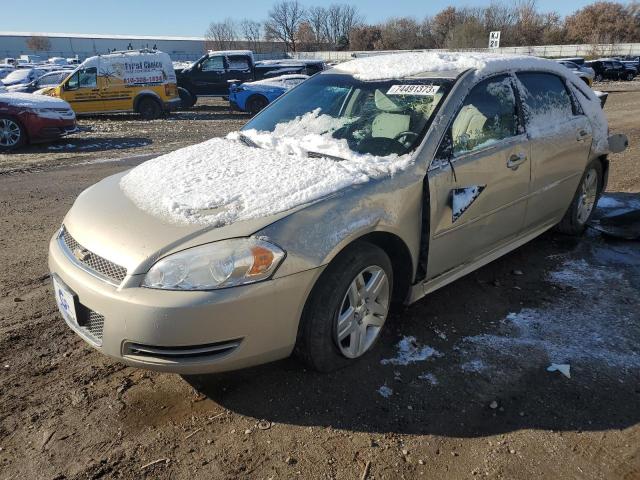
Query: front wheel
595 73 603 82
557 160 603 235
247 95 269 115
625 72 635 81
0 117 26 151
295 242 393 372
137 97 162 120
178 87 196 109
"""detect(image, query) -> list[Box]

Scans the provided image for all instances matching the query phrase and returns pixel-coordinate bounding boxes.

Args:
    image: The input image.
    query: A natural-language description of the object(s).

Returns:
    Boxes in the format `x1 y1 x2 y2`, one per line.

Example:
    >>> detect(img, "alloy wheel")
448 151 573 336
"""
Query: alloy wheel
0 119 21 147
335 265 390 359
577 168 598 224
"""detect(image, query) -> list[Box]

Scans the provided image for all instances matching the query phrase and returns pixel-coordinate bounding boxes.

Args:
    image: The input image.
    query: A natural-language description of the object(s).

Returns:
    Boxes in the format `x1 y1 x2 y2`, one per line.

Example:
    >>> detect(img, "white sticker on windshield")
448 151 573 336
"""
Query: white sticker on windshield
387 84 440 96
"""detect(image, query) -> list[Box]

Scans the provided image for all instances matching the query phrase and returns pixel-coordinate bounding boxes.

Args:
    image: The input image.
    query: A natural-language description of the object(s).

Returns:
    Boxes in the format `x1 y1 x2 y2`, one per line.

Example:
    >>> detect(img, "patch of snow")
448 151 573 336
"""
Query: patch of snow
597 195 624 209
381 336 441 366
378 385 393 398
547 363 571 378
121 115 412 225
462 254 640 370
461 359 489 373
244 74 308 90
452 186 485 222
418 373 439 385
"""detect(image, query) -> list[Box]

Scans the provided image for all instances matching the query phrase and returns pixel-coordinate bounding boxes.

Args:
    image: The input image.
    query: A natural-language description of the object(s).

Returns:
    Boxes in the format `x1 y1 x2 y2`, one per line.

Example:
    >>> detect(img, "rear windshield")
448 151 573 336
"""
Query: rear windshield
242 73 452 157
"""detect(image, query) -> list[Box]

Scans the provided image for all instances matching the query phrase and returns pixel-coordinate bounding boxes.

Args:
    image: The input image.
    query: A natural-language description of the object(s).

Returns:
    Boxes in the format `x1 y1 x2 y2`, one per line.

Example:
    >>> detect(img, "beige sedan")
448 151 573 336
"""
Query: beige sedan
48 53 626 373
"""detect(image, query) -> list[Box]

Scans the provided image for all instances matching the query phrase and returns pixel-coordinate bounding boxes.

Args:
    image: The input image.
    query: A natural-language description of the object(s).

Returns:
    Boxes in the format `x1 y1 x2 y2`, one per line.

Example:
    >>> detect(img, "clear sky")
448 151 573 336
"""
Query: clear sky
1 0 598 37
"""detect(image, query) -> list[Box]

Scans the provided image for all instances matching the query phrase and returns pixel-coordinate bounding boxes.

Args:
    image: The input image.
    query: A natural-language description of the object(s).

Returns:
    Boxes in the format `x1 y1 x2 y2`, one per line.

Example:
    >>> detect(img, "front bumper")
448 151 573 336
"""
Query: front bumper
48 231 322 374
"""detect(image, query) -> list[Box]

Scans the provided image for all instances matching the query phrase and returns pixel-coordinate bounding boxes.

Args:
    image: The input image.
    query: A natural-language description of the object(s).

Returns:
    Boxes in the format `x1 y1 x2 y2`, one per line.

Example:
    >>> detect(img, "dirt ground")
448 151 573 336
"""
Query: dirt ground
0 82 639 480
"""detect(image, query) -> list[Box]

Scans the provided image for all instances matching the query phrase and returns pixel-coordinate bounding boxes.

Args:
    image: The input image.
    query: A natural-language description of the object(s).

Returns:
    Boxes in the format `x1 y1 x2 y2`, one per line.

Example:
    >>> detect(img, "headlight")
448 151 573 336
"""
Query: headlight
142 238 285 290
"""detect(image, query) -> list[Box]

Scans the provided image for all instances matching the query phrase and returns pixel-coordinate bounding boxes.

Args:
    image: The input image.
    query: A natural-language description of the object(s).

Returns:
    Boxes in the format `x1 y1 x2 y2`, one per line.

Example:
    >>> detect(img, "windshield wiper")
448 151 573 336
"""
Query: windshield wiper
307 151 346 162
237 132 260 149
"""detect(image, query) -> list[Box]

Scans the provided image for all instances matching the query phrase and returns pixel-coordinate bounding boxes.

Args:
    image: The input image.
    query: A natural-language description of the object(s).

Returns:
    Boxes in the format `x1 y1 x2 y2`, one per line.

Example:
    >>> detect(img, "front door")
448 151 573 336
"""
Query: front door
62 66 103 113
515 72 594 229
190 55 226 95
427 74 531 279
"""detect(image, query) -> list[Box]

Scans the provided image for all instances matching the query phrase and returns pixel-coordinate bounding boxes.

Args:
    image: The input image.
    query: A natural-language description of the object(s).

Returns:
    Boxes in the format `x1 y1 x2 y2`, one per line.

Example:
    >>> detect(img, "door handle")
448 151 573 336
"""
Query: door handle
507 153 527 170
577 129 589 142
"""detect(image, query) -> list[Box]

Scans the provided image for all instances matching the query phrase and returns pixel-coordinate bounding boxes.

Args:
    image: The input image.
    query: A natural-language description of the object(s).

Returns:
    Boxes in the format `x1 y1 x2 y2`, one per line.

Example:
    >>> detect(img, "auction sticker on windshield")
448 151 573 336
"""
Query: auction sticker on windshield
53 275 78 325
387 84 440 96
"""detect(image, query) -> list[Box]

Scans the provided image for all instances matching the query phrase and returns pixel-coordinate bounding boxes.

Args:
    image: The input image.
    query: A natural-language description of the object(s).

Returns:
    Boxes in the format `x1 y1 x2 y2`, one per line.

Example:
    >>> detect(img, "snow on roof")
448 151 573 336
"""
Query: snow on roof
208 50 254 57
246 74 308 89
335 51 568 81
0 91 71 108
120 110 412 226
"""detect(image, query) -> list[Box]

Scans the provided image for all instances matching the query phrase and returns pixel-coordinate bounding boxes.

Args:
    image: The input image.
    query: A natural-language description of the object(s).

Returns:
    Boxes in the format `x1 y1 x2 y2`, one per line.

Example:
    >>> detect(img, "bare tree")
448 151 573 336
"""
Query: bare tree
565 1 640 44
323 4 363 48
306 6 329 49
240 19 262 52
205 18 238 50
264 0 306 52
349 25 382 51
26 35 51 52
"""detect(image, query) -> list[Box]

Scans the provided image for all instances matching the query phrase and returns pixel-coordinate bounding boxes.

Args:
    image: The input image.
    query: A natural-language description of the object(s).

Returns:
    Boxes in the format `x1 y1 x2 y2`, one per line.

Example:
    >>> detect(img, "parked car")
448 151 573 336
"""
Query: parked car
3 58 16 66
0 64 14 80
176 51 325 107
46 49 180 119
586 59 636 81
49 52 626 374
229 74 308 114
556 60 595 86
616 56 640 74
1 67 46 87
6 70 69 93
559 57 586 66
0 92 77 151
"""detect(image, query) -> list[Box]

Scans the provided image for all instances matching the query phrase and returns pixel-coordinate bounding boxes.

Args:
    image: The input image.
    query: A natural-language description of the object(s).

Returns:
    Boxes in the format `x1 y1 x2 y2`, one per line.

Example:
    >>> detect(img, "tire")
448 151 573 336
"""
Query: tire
625 72 635 81
595 73 603 82
0 117 26 151
556 160 603 235
137 97 163 120
178 87 196 109
247 95 269 115
295 242 393 372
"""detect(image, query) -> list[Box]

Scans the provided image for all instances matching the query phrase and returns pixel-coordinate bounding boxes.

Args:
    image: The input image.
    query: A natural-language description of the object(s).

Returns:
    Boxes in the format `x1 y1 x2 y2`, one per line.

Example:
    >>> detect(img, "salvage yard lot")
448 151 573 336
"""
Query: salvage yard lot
0 81 639 480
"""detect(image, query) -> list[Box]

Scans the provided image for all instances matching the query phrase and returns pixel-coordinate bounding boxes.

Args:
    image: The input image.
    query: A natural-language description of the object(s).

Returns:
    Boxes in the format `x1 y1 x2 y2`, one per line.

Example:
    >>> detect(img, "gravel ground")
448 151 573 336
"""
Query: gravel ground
0 85 639 480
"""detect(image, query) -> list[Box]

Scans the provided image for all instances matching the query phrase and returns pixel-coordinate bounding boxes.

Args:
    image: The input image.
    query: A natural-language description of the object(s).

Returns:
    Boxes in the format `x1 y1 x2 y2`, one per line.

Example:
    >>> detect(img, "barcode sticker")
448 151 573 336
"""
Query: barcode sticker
387 84 440 96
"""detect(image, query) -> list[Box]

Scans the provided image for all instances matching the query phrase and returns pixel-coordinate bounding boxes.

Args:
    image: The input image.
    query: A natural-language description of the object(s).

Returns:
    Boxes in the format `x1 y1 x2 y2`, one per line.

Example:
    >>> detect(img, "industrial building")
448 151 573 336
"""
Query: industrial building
0 31 287 62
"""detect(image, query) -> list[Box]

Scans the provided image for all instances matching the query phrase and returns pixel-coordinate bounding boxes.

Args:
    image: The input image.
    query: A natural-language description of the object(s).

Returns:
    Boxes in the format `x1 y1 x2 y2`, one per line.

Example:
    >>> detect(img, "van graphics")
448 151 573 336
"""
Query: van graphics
98 57 175 87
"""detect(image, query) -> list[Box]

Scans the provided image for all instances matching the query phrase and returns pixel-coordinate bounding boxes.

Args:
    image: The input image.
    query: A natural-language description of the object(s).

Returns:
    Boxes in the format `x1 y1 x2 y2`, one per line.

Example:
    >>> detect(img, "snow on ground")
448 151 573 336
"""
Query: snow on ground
461 243 640 373
381 336 441 366
121 111 412 226
378 385 393 398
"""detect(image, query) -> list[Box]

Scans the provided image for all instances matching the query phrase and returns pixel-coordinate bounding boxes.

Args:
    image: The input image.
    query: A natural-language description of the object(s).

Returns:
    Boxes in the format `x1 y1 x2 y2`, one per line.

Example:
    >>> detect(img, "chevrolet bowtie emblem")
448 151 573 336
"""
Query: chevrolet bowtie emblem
73 246 91 262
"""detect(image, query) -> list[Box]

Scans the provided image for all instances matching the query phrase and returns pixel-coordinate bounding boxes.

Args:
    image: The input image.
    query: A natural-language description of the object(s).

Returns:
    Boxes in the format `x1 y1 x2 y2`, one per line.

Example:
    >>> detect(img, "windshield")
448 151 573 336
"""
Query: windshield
2 69 32 85
242 73 451 157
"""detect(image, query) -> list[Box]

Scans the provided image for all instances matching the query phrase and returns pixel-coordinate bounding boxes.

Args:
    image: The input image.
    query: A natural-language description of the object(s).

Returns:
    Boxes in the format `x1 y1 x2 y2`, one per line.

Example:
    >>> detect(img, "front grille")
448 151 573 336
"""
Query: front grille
80 310 105 344
61 227 127 285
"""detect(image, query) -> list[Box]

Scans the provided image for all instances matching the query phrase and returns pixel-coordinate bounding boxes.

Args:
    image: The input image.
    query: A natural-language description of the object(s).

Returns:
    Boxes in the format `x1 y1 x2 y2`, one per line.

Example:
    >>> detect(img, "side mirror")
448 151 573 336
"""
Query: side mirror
608 133 628 154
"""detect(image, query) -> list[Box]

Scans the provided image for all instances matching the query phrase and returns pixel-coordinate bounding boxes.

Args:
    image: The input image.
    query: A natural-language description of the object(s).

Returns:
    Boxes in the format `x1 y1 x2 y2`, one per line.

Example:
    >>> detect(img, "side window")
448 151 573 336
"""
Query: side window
227 56 250 71
517 72 575 126
201 56 225 72
450 75 519 157
78 67 97 88
66 72 79 90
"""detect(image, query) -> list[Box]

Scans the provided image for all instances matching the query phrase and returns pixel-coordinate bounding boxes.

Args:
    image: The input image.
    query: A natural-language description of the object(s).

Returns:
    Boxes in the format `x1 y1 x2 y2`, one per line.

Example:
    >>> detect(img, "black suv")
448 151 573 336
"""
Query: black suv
586 59 636 82
176 51 325 107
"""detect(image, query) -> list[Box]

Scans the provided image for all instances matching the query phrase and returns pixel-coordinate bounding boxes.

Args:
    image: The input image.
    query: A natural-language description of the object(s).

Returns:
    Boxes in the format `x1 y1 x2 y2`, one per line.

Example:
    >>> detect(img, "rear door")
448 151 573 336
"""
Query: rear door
190 55 226 95
515 72 593 230
427 74 531 278
225 55 253 85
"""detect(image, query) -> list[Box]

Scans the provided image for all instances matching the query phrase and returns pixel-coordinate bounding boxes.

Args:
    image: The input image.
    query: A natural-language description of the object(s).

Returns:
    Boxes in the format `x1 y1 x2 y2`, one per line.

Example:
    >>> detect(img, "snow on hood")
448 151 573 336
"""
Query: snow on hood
245 74 308 90
120 110 413 227
0 91 72 109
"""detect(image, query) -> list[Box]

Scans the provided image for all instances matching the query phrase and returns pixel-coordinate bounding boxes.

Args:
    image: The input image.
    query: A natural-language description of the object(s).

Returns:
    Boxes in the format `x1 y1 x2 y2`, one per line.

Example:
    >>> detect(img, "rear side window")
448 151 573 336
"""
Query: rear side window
450 75 519 157
227 56 250 71
516 72 574 126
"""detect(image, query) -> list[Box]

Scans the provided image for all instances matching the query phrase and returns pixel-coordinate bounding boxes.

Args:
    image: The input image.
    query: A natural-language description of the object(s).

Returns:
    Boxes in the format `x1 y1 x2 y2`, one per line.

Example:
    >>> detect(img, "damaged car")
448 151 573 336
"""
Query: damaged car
49 52 627 373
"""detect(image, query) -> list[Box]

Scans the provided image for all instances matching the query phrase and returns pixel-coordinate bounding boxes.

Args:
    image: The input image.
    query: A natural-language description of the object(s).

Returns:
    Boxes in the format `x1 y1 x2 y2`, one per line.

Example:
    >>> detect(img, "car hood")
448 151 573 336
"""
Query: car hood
62 172 303 276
